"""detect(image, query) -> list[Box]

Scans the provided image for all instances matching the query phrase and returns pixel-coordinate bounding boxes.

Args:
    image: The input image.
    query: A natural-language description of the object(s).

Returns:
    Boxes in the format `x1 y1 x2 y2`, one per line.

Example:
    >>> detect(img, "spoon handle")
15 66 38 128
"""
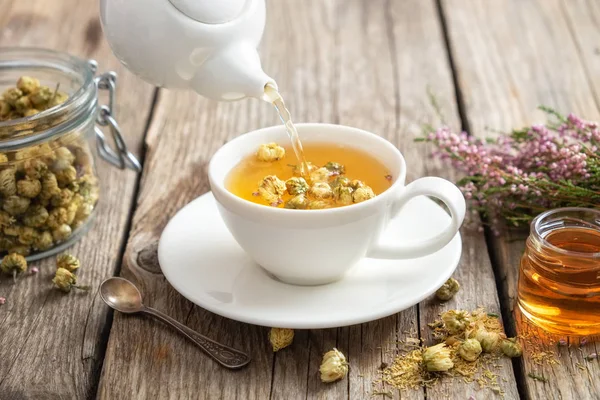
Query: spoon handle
142 306 251 369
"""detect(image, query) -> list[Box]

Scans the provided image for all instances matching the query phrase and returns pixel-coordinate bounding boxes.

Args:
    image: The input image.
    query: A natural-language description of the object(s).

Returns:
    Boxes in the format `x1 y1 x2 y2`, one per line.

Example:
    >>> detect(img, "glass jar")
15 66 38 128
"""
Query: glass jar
517 207 600 336
0 48 140 261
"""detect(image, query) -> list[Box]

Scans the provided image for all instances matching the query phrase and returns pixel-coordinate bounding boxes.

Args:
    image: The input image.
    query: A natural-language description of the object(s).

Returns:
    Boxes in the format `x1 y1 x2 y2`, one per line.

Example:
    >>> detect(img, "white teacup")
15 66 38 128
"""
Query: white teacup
209 123 466 285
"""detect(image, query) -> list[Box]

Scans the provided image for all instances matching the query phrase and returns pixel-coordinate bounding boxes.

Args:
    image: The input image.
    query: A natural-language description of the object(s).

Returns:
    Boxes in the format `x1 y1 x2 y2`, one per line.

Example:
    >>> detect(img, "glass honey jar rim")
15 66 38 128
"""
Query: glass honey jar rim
0 47 97 152
530 207 600 259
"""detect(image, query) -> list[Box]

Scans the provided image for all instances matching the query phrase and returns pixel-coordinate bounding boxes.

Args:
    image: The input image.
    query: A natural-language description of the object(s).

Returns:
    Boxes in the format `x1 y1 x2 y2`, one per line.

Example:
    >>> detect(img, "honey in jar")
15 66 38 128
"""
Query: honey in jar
517 207 600 336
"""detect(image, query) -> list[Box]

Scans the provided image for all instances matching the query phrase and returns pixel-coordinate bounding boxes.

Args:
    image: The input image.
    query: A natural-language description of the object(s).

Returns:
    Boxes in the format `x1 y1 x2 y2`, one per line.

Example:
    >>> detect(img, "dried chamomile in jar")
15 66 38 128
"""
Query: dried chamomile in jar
22 205 48 228
33 231 53 251
3 196 31 216
52 224 72 243
17 177 42 198
1 252 27 281
47 208 69 230
55 165 77 187
16 76 40 94
0 168 17 197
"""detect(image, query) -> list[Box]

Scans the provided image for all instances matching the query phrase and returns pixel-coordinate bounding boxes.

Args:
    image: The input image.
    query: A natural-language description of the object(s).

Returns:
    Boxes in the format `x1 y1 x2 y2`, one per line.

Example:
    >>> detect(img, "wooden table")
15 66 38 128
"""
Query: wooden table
1 1 599 399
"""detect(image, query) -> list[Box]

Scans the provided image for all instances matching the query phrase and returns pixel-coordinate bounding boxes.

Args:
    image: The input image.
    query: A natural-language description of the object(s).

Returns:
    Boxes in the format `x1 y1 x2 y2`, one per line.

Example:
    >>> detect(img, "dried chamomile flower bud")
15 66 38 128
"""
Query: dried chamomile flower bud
3 195 31 216
57 253 80 272
23 108 39 117
3 88 23 106
1 253 27 280
0 100 11 118
330 176 350 189
3 225 19 236
323 162 345 176
52 147 75 172
40 172 60 199
74 201 93 224
48 91 68 108
258 175 286 206
22 205 48 228
422 343 454 372
0 168 17 197
474 328 503 353
310 167 331 183
9 245 30 256
285 177 309 195
0 236 16 251
257 143 285 162
55 165 77 187
52 224 72 243
435 278 460 301
14 95 32 113
46 207 69 229
24 158 49 179
319 348 349 383
18 227 37 245
34 144 56 163
65 198 80 224
309 182 333 199
78 174 99 201
307 200 329 209
0 211 15 227
352 186 375 203
52 267 89 293
34 231 53 251
333 185 353 205
17 177 42 198
73 146 91 167
29 86 52 108
350 180 365 190
269 327 294 352
17 76 40 94
284 194 309 209
500 338 522 358
442 310 472 334
51 188 74 207
458 338 482 362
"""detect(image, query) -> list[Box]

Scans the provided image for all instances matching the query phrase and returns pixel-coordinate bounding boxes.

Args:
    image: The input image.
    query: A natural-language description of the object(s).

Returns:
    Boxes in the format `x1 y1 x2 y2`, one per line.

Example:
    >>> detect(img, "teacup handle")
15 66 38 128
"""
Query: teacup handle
367 177 466 259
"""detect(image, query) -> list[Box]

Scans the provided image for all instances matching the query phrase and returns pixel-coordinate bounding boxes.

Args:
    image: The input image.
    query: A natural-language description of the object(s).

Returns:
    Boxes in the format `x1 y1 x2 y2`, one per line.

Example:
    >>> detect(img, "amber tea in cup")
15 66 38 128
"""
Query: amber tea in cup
517 208 600 336
226 142 393 209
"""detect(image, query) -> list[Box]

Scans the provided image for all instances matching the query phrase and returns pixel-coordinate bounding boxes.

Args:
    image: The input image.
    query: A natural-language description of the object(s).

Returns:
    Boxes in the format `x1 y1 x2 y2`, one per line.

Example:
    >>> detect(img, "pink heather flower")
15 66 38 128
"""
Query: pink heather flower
0 297 5 305
558 338 567 346
30 267 39 275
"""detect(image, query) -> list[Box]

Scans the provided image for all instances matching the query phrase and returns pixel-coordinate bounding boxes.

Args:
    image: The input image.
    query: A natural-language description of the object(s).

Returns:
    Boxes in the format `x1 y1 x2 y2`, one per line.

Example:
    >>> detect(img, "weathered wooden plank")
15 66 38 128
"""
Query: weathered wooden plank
441 0 600 398
0 1 154 399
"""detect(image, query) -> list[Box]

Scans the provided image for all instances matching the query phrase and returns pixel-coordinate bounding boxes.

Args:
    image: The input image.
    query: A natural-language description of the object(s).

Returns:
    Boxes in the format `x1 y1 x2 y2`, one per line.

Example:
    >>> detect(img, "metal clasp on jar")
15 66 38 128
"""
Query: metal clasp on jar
88 60 142 172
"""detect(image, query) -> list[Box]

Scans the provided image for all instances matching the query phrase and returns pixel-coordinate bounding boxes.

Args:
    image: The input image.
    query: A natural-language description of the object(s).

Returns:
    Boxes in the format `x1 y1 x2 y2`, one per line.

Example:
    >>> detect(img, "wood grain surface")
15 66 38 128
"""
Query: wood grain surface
441 0 600 398
0 0 155 399
97 0 517 399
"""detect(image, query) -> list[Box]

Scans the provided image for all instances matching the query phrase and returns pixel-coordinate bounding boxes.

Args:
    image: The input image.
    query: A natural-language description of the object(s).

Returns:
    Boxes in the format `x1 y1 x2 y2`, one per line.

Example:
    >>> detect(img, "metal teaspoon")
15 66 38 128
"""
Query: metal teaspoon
99 277 251 369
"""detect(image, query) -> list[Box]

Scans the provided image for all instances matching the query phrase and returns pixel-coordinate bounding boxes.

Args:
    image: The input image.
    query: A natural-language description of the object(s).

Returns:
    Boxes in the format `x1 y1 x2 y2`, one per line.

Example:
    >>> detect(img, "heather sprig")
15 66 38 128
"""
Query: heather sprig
417 106 600 230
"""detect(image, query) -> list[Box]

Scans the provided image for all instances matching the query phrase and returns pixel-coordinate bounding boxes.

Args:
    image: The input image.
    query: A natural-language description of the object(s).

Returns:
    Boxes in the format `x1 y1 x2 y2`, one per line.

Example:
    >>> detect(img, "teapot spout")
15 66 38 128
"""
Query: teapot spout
190 42 276 101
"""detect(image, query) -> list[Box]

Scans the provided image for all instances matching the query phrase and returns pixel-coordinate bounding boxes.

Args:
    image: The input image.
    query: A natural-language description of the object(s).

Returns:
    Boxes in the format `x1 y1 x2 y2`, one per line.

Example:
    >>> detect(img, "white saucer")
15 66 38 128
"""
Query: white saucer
158 192 462 329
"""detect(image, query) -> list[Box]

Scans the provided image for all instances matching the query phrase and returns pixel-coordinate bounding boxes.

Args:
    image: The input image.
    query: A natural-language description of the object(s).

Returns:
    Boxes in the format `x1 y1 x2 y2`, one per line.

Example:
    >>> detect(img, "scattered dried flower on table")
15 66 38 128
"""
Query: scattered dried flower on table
459 338 483 362
30 266 39 275
269 327 294 352
56 253 80 272
500 338 522 358
435 277 460 301
319 348 348 383
422 343 454 372
442 310 472 334
52 267 89 293
474 328 502 353
0 296 5 305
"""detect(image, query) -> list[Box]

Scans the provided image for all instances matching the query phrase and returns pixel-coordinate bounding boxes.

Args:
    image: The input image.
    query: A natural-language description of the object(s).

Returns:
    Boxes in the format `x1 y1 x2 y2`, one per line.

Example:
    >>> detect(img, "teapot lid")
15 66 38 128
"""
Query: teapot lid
169 0 249 24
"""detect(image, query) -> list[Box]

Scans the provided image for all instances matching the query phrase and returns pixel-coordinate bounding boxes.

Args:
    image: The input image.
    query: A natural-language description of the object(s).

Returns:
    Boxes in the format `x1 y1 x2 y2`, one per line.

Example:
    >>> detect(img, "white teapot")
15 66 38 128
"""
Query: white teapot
99 0 276 101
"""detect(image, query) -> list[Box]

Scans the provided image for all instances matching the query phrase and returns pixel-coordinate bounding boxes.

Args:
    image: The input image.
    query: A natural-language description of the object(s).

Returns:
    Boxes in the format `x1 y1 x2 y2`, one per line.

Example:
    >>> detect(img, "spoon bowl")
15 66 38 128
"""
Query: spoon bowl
100 277 144 313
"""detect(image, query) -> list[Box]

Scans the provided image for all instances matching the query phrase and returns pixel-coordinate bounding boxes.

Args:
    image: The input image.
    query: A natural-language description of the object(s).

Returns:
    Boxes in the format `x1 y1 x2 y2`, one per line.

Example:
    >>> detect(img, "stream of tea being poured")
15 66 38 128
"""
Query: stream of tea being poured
263 84 310 178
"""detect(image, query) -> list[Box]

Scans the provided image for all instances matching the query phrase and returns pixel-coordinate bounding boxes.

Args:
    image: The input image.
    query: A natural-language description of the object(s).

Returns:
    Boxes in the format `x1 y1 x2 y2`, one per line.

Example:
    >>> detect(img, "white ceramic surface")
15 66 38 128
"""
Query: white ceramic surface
100 0 274 100
158 192 462 329
208 123 466 285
